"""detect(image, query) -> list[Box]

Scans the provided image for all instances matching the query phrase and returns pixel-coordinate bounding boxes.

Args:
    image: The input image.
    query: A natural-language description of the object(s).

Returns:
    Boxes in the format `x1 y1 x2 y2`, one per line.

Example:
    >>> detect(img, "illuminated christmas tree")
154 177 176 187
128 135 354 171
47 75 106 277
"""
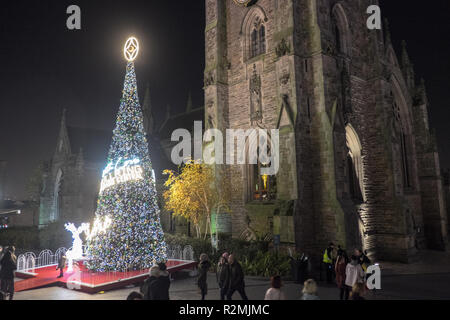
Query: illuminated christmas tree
86 37 167 271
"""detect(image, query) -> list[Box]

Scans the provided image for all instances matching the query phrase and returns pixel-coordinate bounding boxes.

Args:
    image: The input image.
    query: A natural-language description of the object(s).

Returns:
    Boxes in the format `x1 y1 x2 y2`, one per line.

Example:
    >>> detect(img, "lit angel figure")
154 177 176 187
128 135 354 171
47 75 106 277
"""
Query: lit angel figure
65 223 90 272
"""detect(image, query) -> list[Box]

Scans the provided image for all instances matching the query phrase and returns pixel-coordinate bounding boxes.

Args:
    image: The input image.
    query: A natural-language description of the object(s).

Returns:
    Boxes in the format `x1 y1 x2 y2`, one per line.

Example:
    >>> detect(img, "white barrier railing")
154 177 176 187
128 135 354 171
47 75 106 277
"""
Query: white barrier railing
16 245 194 272
17 248 67 272
166 244 195 261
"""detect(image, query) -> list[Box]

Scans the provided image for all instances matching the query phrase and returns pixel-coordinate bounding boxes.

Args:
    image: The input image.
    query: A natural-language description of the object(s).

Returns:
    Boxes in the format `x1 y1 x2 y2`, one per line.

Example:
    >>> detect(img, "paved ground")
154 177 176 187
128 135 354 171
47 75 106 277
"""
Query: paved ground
13 250 450 300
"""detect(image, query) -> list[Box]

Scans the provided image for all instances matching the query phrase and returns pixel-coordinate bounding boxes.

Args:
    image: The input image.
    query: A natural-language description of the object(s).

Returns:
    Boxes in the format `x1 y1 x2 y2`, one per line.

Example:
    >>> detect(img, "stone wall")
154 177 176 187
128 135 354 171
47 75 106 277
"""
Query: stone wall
205 0 448 263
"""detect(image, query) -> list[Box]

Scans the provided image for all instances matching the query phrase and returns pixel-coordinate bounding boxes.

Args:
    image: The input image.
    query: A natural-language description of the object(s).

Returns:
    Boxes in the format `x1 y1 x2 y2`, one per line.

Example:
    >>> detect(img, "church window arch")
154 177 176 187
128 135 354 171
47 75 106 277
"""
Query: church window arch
391 77 415 190
241 6 268 61
53 169 63 222
332 3 352 56
242 133 277 202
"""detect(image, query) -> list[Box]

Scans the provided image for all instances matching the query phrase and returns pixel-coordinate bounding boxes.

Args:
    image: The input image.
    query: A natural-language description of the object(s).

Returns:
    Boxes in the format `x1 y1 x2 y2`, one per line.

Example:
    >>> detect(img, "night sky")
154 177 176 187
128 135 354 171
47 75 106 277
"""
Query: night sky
0 1 448 199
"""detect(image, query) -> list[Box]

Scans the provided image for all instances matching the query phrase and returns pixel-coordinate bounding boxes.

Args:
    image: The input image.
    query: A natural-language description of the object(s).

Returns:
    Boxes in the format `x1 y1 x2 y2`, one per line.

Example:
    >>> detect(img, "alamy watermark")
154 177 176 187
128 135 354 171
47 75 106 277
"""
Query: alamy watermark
366 264 382 290
66 5 81 30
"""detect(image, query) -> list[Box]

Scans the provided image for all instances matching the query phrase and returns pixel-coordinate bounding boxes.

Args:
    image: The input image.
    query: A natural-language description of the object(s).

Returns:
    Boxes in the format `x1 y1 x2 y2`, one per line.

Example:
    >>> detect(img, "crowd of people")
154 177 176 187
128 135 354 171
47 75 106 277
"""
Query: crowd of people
0 243 371 301
129 243 372 301
325 243 372 301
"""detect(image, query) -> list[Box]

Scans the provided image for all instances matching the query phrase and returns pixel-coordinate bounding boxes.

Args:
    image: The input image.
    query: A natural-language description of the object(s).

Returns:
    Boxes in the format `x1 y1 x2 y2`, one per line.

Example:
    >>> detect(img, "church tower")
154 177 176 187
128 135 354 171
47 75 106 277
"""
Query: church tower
205 0 448 264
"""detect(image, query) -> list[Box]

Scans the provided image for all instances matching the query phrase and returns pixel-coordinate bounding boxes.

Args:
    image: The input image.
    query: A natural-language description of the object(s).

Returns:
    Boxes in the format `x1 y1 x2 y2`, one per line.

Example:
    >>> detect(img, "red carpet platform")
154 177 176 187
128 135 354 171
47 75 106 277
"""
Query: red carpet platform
15 259 197 294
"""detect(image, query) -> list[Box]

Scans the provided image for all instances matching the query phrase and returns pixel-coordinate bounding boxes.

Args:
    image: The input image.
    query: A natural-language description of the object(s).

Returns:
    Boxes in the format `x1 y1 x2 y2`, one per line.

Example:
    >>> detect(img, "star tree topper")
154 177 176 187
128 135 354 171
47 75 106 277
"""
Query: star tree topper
124 37 139 62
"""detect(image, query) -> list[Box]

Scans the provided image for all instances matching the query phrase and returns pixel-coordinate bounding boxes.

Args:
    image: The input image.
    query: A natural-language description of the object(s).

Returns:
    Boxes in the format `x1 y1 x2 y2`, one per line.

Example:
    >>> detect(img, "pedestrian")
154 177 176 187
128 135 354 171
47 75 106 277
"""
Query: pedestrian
0 246 17 300
216 253 230 300
156 262 171 300
127 291 144 300
264 275 286 300
56 254 67 278
197 253 211 301
142 265 160 300
354 249 371 272
335 254 347 300
345 255 365 300
323 242 336 283
350 282 366 300
226 254 248 300
301 279 320 300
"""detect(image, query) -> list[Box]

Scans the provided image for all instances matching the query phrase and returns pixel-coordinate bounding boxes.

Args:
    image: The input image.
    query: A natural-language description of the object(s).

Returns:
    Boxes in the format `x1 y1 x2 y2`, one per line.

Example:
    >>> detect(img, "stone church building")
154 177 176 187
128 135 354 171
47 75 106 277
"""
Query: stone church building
38 0 448 264
204 0 448 262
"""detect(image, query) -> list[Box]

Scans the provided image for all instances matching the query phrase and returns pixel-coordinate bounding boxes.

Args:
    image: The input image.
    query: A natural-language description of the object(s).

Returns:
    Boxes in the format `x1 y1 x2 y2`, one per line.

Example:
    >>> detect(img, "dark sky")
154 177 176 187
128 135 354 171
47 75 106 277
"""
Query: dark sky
0 1 448 199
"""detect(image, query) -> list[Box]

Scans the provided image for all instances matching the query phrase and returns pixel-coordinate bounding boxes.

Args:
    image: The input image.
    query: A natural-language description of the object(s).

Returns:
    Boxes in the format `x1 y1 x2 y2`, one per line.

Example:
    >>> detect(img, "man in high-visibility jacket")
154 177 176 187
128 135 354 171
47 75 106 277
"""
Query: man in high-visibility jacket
323 243 335 283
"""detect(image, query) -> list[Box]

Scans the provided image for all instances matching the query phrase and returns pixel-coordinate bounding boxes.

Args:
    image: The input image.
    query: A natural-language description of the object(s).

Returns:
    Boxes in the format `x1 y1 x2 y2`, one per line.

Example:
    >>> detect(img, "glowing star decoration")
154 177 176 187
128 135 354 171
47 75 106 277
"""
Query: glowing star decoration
65 223 90 273
100 158 144 193
124 37 139 62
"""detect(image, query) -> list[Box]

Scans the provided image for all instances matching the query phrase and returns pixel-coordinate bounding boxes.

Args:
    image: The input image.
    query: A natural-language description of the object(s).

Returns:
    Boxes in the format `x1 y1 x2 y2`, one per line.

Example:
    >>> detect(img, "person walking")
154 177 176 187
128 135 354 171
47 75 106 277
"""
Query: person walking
197 253 211 301
335 254 347 300
143 266 160 300
323 243 336 283
226 254 248 300
0 246 17 300
56 254 67 278
216 253 230 300
301 279 320 300
264 275 286 300
345 255 365 300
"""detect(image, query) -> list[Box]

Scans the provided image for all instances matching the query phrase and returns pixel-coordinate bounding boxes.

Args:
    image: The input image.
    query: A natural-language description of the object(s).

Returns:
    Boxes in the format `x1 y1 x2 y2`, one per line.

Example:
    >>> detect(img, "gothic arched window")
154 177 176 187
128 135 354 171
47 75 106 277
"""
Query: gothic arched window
242 7 268 61
245 139 277 202
332 4 351 56
53 169 63 222
250 22 266 58
251 160 276 202
392 101 411 188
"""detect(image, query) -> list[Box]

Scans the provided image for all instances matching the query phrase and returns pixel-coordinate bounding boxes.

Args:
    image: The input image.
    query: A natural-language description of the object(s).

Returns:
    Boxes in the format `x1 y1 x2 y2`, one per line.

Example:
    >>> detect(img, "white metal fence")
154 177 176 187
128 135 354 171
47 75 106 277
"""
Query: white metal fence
15 245 194 272
17 248 68 272
167 244 194 261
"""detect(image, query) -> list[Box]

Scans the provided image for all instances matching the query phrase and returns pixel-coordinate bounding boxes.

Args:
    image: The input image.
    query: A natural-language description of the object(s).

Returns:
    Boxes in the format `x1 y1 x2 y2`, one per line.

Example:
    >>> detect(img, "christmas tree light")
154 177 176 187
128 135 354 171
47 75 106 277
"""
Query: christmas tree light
86 37 167 272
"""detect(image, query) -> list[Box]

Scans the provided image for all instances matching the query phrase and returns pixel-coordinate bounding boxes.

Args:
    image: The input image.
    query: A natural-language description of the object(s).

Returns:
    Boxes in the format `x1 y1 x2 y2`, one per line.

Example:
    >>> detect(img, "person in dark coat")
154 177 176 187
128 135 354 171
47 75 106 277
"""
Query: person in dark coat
216 253 230 300
155 262 171 300
0 246 17 300
56 255 67 278
226 254 248 300
197 253 211 300
142 266 160 300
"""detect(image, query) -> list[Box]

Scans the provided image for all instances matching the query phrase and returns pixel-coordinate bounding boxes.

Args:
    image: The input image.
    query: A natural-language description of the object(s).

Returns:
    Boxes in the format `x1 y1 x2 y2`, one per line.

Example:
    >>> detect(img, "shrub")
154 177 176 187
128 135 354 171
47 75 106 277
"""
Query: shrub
164 234 289 278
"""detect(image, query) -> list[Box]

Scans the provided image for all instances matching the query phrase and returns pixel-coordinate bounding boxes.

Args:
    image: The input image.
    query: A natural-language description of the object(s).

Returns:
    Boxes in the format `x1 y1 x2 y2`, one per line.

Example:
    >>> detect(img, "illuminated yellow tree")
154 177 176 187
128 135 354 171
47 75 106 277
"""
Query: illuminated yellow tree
163 161 229 239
